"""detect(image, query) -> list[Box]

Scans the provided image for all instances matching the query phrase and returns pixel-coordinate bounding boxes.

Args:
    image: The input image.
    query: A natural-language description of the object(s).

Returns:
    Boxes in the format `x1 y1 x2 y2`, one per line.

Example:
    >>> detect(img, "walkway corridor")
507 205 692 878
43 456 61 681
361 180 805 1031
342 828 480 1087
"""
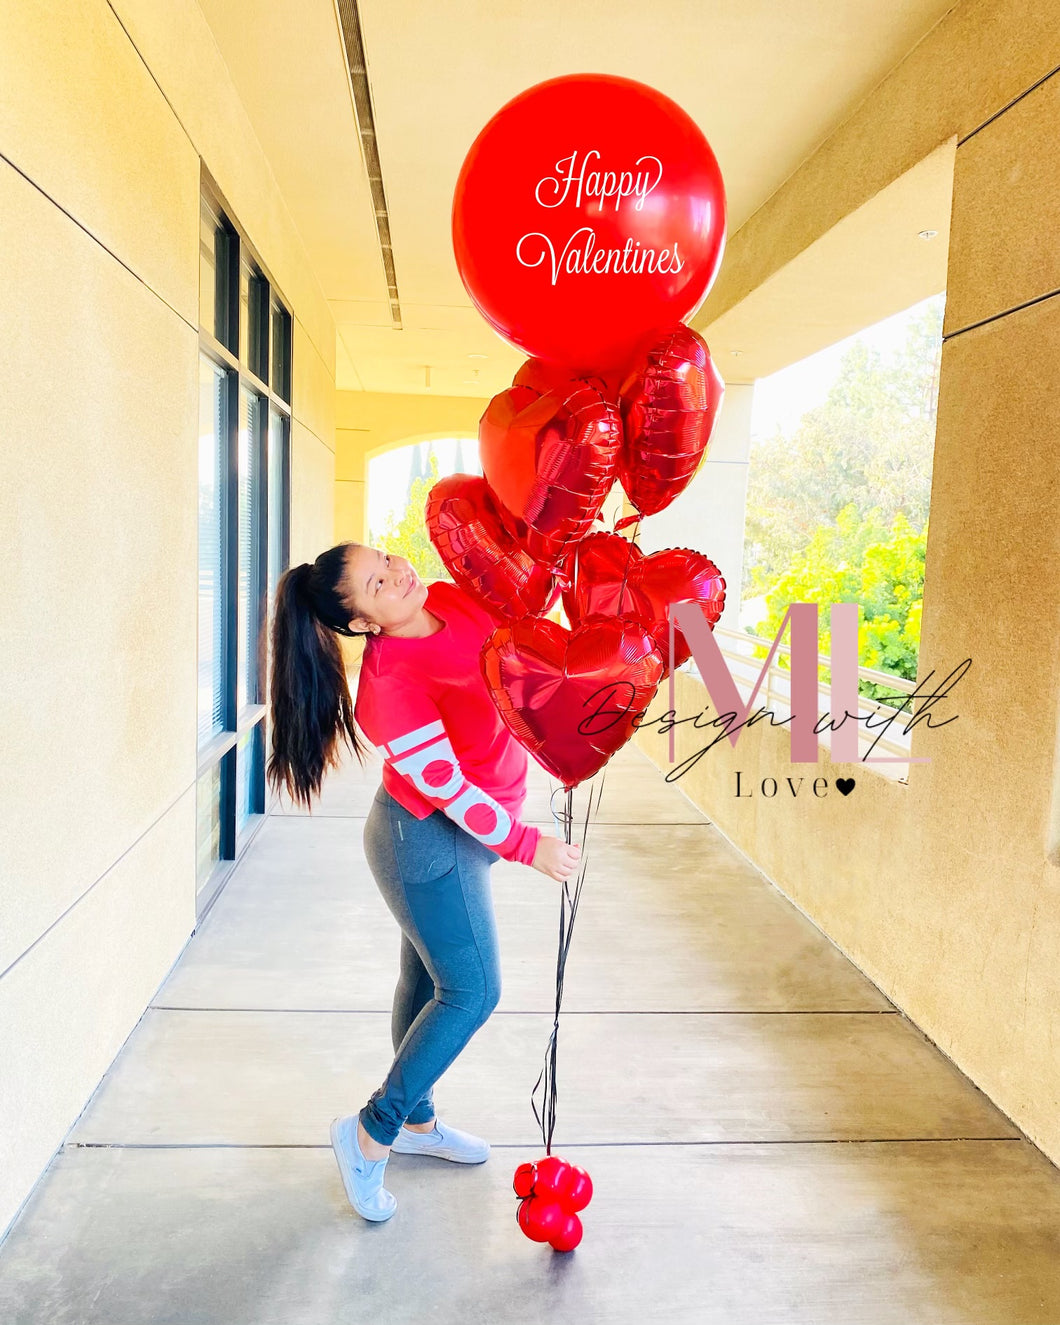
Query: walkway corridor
3 746 1060 1323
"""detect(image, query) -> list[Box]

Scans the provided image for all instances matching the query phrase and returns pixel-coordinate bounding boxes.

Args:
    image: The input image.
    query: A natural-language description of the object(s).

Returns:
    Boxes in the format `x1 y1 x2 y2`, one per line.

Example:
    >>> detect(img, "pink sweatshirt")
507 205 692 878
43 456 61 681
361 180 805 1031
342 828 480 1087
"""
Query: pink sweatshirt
353 579 543 867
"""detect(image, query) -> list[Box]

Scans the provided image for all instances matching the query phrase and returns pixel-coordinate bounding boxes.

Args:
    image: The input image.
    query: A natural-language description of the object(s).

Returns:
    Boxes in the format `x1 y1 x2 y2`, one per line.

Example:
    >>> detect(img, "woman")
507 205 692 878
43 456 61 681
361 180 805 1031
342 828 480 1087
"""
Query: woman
267 541 580 1223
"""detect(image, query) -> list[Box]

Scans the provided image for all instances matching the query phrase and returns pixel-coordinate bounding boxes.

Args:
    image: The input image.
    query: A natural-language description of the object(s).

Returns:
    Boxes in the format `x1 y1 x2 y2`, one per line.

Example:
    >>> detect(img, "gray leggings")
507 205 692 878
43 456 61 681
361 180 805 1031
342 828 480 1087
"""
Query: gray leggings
359 783 503 1146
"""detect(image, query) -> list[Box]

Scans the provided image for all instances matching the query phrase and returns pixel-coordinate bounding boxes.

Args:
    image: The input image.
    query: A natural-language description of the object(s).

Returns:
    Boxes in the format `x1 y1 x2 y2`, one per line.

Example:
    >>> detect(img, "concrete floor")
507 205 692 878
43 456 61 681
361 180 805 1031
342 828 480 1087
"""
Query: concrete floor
3 746 1060 1323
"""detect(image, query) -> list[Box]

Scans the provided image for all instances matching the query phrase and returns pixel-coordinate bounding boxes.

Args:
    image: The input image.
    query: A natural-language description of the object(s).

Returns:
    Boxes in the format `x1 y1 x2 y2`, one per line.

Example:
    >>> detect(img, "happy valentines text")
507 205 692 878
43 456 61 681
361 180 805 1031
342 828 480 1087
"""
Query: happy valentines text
517 149 683 286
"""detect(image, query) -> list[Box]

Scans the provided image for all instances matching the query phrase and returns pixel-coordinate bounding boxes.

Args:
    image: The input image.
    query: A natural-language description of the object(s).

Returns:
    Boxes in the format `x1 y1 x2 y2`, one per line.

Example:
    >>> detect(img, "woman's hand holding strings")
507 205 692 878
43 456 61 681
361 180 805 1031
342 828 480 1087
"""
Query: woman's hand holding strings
531 835 582 882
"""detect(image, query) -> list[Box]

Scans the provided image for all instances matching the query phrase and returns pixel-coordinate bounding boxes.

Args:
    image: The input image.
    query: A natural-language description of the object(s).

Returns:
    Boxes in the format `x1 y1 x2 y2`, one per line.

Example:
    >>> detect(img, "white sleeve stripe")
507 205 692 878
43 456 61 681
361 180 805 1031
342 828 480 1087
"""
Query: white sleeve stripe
385 719 446 756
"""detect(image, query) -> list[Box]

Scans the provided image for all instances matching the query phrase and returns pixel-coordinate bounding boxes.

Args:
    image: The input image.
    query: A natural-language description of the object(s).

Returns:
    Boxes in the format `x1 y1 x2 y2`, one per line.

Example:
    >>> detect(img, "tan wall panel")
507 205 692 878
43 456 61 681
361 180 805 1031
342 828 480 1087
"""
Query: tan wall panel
0 791 194 1236
946 73 1060 334
335 479 367 545
293 317 336 453
637 292 1060 1163
0 0 340 1239
336 429 371 484
698 0 1060 333
0 0 199 324
0 161 198 970
702 140 954 382
290 421 336 566
112 0 335 370
334 393 490 528
915 296 1060 1154
335 390 488 453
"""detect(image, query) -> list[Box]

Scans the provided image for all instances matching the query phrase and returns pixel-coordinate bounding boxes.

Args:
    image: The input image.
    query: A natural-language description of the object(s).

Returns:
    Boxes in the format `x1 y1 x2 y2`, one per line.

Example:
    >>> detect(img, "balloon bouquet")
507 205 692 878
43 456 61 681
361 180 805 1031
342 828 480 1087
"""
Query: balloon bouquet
427 74 727 1251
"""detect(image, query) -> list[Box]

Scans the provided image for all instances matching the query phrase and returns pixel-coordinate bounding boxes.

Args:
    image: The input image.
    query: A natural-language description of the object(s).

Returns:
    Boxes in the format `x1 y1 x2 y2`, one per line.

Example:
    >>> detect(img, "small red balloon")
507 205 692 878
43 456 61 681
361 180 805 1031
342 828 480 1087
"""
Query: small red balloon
561 1167 594 1214
618 324 724 521
425 473 559 618
516 1197 546 1242
549 1211 584 1253
518 1195 564 1244
513 1162 537 1199
453 74 727 374
532 1155 572 1199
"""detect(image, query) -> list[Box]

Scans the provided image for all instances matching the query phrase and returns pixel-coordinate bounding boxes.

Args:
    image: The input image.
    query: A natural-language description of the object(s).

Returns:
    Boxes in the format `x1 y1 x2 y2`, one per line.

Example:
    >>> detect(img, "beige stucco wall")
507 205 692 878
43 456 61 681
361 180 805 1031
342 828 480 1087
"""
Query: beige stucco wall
0 0 335 1236
639 0 1060 1165
335 390 492 543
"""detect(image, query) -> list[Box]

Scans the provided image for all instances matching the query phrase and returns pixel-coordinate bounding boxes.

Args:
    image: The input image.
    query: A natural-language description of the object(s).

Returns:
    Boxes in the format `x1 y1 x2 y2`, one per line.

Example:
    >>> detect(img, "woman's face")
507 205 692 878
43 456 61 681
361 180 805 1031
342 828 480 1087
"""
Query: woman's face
341 545 427 635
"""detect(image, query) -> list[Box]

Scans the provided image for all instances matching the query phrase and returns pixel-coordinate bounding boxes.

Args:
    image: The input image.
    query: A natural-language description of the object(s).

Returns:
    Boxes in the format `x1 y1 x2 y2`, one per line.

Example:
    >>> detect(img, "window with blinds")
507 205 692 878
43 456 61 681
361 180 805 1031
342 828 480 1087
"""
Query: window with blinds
196 178 292 912
198 358 227 747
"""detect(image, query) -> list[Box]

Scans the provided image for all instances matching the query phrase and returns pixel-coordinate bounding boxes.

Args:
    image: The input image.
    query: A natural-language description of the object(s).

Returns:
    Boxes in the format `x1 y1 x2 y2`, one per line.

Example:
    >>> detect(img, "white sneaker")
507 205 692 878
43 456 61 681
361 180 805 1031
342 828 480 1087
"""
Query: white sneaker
390 1119 490 1164
330 1115 397 1222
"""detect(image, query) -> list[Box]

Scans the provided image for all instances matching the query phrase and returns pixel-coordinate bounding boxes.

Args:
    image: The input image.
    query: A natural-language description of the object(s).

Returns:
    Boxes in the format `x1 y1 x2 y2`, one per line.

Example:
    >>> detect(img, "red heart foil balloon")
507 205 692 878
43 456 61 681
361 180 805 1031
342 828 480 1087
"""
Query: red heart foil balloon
513 357 614 401
425 473 560 619
563 532 725 668
478 361 621 570
480 614 664 788
617 323 724 521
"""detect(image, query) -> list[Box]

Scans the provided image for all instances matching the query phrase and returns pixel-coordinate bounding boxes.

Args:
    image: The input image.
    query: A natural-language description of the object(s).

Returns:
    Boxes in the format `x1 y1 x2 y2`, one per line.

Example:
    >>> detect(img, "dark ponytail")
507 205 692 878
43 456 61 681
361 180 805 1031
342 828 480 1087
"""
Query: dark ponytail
267 542 370 809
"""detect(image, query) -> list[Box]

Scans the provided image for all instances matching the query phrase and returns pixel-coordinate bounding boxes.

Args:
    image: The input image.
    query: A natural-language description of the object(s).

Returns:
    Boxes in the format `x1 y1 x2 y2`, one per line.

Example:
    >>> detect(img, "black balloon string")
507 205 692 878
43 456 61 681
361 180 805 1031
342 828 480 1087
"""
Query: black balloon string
530 771 606 1155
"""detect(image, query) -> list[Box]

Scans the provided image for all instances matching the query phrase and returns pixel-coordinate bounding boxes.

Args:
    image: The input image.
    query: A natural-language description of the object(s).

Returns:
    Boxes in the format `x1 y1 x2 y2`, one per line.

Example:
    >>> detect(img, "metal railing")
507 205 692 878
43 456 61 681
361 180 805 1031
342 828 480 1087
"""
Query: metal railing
678 623 918 783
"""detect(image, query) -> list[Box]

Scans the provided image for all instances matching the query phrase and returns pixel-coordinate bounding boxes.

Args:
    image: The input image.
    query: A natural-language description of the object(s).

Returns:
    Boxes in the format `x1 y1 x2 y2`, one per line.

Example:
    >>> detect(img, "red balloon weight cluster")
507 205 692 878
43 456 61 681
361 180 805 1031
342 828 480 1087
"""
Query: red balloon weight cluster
513 1156 593 1252
453 73 726 374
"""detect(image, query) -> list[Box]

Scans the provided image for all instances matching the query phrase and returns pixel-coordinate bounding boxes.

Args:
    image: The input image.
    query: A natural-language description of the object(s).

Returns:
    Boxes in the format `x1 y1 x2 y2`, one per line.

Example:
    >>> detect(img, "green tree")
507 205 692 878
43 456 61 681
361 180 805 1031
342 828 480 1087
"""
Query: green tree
744 296 942 599
375 452 451 582
750 503 928 701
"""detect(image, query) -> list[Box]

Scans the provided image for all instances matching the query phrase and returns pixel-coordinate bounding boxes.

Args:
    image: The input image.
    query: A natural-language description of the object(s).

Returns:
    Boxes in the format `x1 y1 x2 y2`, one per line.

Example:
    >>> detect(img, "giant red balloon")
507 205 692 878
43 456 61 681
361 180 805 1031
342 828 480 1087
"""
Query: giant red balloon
563 532 726 668
425 473 560 618
453 74 726 374
480 615 664 788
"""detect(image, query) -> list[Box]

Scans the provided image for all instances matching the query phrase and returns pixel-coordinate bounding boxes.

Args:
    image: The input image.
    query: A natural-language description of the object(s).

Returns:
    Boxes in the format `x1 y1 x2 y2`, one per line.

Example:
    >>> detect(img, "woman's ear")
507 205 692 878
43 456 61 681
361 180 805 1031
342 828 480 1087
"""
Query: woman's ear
349 616 380 635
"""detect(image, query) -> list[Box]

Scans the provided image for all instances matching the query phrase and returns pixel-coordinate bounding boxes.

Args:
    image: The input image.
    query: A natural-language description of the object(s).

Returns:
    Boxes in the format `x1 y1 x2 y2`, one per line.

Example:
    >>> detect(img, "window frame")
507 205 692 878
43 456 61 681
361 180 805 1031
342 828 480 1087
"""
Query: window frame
196 168 292 917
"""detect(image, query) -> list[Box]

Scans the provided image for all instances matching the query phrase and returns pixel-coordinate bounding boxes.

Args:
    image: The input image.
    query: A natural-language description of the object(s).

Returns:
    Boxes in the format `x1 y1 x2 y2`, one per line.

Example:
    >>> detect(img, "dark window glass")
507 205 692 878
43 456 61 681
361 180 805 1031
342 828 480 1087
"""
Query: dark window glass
240 258 270 384
196 763 222 891
237 387 266 713
236 725 265 843
271 298 292 403
267 406 290 610
197 186 291 909
200 196 237 351
198 357 228 745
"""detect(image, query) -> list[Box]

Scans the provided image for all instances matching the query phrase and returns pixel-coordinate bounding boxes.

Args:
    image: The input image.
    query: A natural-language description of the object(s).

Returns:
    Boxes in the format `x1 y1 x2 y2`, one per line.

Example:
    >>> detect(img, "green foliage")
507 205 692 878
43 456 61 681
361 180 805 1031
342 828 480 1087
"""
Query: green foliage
373 453 451 582
743 296 942 691
744 297 942 599
750 504 928 701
